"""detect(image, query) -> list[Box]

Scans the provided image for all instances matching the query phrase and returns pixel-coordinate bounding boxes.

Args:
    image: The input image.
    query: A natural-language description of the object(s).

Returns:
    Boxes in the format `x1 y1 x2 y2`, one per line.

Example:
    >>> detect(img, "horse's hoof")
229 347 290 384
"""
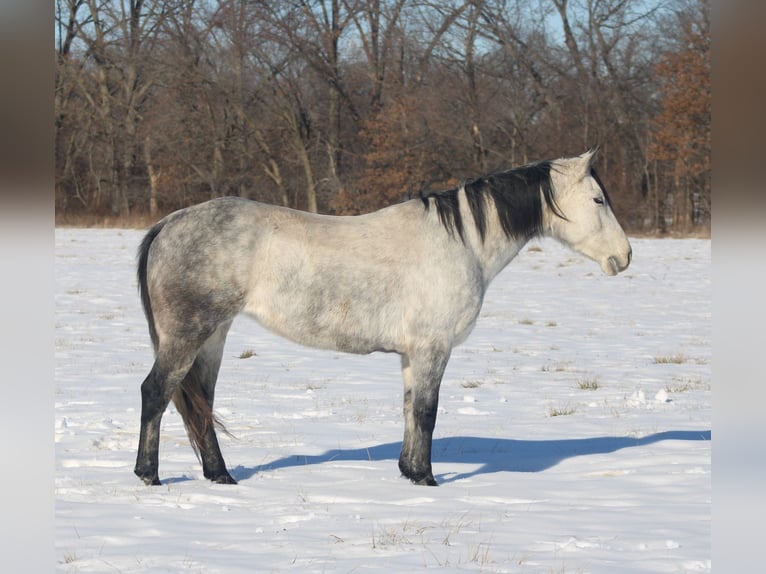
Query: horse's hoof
414 476 438 486
402 472 438 486
211 473 237 485
135 470 161 486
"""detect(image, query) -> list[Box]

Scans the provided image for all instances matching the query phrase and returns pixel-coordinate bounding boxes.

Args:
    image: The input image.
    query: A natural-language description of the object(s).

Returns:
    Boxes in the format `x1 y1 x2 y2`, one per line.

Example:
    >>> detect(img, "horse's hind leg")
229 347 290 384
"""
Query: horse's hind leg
134 344 200 485
398 348 451 486
172 321 236 484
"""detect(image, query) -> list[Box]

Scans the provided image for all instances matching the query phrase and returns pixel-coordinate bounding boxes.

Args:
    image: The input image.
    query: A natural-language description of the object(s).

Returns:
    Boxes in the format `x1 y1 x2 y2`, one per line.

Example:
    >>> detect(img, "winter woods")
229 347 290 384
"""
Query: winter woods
55 0 710 233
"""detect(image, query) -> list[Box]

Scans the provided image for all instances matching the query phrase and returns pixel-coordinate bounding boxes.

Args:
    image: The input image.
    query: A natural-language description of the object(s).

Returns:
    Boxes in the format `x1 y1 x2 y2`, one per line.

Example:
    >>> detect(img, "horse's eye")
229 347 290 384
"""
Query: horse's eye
593 197 604 205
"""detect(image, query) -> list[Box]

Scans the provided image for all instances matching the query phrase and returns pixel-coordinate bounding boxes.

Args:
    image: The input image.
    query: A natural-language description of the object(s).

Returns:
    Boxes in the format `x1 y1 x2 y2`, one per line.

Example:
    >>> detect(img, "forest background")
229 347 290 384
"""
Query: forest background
54 0 711 234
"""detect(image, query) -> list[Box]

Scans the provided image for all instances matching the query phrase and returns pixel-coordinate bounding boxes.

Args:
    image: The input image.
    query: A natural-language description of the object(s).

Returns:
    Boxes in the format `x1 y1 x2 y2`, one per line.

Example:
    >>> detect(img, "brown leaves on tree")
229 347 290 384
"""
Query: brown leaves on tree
649 0 711 230
650 2 711 179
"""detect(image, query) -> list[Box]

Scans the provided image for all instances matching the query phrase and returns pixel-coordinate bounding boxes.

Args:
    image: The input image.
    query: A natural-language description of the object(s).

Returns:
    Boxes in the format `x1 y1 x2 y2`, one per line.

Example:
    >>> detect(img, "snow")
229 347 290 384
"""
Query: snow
55 229 710 573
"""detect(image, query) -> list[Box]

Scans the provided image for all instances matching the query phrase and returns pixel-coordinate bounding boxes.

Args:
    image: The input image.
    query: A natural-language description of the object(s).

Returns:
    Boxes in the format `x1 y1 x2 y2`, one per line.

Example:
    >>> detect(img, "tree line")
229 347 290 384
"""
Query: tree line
55 0 710 233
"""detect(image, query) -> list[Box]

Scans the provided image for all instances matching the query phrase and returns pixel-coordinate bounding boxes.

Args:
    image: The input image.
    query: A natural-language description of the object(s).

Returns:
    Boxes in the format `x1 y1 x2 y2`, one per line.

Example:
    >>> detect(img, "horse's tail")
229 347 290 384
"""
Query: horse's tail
137 219 167 352
171 360 233 462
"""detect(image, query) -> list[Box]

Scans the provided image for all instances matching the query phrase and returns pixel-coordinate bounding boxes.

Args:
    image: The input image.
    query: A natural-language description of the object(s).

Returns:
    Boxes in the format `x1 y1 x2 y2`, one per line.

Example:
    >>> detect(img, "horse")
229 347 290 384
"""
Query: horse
133 149 632 487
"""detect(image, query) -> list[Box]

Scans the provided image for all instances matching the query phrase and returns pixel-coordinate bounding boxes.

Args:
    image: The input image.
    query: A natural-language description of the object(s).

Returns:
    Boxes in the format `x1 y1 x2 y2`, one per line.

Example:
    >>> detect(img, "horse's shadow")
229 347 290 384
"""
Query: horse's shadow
229 430 710 484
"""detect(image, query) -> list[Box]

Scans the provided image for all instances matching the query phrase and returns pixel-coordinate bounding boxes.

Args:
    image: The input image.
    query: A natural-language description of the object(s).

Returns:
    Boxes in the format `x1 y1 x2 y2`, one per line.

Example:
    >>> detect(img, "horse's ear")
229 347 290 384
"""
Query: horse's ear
577 147 599 174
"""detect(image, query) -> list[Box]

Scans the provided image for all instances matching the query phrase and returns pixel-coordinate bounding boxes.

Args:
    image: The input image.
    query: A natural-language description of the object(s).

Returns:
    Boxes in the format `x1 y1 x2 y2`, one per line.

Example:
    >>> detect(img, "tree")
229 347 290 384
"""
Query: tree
69 0 166 216
255 0 361 206
335 92 453 214
53 0 709 234
55 0 90 211
649 0 711 231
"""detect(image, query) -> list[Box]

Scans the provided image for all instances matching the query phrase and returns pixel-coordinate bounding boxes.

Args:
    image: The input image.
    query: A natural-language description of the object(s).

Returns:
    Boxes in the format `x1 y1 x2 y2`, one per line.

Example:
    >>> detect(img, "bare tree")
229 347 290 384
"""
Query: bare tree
71 0 167 216
53 0 709 233
346 0 410 111
55 0 88 211
254 1 362 195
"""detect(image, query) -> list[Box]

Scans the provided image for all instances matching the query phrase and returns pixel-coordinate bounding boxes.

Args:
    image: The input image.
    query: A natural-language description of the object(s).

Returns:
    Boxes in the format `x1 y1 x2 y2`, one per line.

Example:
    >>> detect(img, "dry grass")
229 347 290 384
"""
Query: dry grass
549 404 576 417
55 210 162 229
577 377 600 390
541 361 570 373
628 227 710 239
61 550 77 564
665 377 710 393
653 353 690 364
461 380 483 389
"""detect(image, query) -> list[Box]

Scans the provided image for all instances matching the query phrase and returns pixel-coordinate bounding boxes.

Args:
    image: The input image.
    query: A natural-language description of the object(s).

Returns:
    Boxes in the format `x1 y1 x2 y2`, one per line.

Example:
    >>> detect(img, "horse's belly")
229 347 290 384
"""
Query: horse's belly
242 294 401 355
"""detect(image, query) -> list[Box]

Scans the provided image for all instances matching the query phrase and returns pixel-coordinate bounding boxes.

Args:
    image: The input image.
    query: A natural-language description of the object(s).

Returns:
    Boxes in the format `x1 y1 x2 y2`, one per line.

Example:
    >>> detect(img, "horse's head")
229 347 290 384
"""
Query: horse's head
546 149 632 276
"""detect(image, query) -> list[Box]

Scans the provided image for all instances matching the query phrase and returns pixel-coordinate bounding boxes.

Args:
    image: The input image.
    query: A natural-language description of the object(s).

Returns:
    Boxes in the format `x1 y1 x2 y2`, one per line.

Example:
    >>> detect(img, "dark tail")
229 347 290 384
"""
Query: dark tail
171 359 233 462
137 220 167 351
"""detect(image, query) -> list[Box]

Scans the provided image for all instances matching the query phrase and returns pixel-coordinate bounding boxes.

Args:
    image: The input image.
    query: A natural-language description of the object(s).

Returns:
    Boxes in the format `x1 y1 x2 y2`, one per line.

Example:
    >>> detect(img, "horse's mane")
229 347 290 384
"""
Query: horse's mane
419 160 565 242
589 166 612 208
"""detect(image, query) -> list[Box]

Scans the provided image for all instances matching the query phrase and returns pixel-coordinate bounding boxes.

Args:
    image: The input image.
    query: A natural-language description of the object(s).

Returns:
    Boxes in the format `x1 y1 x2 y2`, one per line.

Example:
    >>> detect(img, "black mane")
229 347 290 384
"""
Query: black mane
419 161 564 242
589 166 612 207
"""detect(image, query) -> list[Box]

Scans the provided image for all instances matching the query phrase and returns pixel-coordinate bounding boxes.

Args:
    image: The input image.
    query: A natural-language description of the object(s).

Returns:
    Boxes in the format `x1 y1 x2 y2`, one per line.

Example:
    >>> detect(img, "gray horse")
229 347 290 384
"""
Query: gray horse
134 150 631 486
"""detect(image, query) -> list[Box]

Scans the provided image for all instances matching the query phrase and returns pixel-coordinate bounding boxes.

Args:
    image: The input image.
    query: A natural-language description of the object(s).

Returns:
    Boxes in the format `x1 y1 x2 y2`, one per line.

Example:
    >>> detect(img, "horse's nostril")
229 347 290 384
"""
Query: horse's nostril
628 246 633 265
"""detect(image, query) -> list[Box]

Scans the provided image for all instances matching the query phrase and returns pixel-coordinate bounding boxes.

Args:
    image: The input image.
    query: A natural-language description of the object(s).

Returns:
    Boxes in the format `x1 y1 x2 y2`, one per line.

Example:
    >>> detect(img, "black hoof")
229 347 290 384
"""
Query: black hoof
410 474 438 486
213 474 237 485
135 469 161 486
207 471 237 485
400 471 438 486
399 459 438 486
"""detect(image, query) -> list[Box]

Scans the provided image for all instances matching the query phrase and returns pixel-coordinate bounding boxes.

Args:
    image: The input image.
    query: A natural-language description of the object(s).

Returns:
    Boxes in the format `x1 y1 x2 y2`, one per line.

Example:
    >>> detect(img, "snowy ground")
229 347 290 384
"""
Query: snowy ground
55 229 710 573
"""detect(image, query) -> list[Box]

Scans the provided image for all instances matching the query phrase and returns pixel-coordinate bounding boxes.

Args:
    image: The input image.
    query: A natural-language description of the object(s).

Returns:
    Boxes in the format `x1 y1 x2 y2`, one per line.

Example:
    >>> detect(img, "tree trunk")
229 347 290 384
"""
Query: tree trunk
297 141 317 213
144 136 159 218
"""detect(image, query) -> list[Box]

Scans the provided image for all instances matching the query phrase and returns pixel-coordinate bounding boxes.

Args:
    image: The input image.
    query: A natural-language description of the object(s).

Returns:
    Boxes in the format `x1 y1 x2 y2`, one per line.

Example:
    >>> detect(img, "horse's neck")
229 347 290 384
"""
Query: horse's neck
457 188 529 285
475 233 528 285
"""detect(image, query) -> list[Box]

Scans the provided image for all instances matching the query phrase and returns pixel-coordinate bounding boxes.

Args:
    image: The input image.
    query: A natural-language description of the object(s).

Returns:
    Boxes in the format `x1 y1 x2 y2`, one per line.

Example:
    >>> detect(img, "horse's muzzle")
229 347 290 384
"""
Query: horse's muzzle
606 246 632 275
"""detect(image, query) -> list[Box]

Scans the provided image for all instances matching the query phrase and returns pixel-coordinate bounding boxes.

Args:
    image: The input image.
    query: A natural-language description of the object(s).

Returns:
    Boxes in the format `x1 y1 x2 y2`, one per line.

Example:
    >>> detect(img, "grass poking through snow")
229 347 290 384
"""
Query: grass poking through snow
549 404 577 417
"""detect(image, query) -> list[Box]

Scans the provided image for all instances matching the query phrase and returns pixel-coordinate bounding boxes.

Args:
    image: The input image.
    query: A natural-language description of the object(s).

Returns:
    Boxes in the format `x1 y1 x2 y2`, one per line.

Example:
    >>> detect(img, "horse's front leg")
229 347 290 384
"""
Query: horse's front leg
398 348 451 486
